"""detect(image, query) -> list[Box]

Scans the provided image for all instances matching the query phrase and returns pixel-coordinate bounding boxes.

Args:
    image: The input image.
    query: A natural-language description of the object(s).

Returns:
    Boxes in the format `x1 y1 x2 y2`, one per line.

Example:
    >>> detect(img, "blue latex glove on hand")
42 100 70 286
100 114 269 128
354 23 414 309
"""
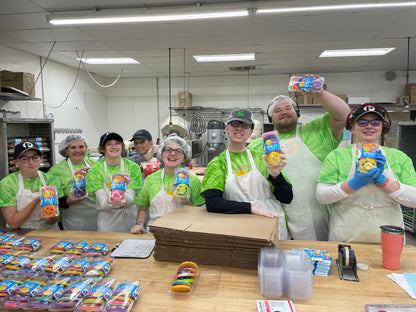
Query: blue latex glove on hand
374 150 387 185
348 162 377 190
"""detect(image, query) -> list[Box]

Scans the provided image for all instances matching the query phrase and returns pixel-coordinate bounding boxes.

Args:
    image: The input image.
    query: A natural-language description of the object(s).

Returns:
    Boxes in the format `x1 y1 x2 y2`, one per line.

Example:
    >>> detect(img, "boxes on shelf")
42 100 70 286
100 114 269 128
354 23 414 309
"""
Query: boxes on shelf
397 96 410 105
178 91 192 107
335 94 347 102
295 94 314 105
405 83 416 104
0 70 35 97
348 97 370 105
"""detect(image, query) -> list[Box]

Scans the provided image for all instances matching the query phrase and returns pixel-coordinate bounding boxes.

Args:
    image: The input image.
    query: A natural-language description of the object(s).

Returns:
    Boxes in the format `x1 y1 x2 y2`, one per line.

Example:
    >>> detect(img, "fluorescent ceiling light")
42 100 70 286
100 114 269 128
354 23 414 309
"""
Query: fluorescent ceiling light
193 53 255 62
257 2 416 14
48 10 248 25
77 58 140 64
319 48 396 57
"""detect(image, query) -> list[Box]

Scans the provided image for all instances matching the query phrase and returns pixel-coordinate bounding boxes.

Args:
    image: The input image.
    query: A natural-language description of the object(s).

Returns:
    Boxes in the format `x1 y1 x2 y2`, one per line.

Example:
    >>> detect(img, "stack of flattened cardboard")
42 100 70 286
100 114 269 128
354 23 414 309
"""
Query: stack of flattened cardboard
149 205 279 269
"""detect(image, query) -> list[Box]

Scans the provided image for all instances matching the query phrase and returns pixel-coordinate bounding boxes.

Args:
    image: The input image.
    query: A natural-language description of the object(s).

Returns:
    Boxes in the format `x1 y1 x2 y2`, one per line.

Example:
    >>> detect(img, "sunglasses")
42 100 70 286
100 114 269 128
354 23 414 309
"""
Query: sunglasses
228 120 252 129
357 119 383 127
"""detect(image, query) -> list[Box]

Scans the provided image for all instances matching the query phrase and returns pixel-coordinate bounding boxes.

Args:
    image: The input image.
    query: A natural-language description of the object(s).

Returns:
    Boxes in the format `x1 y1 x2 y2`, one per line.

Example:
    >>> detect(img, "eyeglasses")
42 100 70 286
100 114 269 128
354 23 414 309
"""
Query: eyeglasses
163 148 183 155
357 119 383 127
19 155 41 163
228 120 252 129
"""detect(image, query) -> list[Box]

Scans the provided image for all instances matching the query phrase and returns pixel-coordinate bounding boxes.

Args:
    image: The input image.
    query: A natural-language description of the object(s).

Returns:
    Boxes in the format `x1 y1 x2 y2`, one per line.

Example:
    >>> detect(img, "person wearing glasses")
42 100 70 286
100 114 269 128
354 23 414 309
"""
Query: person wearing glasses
316 103 416 243
86 132 142 232
0 141 63 230
130 134 205 234
47 134 98 231
201 109 293 240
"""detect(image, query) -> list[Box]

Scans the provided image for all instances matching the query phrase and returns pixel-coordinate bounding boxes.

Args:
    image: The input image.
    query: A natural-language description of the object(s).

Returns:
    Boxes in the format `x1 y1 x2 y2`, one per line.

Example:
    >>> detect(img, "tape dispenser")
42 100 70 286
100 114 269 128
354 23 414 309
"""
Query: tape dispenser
336 244 359 282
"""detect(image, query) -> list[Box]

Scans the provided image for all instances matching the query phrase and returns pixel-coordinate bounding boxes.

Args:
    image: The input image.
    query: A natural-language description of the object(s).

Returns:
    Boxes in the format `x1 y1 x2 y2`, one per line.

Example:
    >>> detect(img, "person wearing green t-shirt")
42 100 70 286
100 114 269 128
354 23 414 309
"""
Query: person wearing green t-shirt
317 103 416 243
0 141 63 230
202 108 293 240
86 132 142 233
130 134 205 234
248 82 350 241
48 134 98 231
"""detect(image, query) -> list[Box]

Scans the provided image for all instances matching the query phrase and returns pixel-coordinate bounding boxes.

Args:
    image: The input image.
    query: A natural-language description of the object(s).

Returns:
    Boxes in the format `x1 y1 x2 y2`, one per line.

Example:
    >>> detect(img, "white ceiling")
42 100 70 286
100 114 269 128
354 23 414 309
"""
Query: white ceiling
1 0 416 78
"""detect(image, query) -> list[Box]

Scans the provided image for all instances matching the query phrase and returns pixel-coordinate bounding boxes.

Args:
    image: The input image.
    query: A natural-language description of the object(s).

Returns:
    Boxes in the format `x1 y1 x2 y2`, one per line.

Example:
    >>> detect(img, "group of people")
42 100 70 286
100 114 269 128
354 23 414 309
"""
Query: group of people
1 83 416 244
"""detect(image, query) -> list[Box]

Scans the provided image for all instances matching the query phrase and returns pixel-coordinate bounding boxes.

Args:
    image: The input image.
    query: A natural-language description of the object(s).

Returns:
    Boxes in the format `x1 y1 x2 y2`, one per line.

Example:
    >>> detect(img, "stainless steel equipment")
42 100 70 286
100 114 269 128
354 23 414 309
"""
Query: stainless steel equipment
207 120 226 162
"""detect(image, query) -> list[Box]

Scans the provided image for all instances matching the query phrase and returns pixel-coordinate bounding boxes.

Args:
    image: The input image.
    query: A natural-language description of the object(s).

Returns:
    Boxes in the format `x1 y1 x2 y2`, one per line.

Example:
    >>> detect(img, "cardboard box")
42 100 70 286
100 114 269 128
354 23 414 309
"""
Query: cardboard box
0 70 35 97
348 97 370 105
335 94 347 102
405 83 416 104
149 206 279 269
295 94 314 105
178 91 192 107
397 96 410 105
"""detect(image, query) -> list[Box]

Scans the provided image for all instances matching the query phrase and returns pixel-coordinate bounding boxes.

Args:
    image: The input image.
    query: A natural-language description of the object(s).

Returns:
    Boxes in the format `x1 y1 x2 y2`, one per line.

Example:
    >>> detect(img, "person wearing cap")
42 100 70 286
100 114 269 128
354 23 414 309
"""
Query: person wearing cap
47 134 98 231
130 134 205 234
316 103 416 243
86 132 142 232
202 108 293 240
248 79 350 241
129 129 160 167
0 141 63 230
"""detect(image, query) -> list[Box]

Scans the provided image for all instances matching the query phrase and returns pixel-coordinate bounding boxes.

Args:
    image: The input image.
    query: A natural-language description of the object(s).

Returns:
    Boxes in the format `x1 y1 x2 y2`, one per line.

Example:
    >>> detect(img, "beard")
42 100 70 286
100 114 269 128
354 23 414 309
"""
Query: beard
273 117 298 133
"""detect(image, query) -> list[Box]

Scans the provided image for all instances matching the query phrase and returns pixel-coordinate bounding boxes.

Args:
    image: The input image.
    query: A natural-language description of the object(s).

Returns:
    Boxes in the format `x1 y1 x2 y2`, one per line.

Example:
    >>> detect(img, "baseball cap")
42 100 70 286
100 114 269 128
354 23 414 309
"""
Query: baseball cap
14 141 42 159
226 109 254 125
130 129 152 142
347 104 386 130
99 132 124 147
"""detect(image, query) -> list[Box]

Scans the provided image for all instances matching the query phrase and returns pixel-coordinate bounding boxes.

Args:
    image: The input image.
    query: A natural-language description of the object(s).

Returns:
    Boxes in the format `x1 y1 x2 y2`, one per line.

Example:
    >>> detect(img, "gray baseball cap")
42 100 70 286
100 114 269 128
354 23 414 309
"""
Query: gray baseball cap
226 109 254 125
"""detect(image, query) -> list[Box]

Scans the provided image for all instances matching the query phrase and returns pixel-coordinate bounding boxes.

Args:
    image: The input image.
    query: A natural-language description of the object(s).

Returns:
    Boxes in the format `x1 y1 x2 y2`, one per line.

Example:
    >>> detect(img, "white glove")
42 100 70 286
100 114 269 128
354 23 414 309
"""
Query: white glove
95 189 112 211
263 151 287 178
130 223 146 234
251 204 281 218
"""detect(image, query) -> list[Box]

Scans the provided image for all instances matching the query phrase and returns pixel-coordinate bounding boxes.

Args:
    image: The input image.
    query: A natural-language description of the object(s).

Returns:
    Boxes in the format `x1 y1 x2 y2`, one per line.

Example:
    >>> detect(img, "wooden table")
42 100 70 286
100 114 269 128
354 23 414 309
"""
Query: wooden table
16 230 416 312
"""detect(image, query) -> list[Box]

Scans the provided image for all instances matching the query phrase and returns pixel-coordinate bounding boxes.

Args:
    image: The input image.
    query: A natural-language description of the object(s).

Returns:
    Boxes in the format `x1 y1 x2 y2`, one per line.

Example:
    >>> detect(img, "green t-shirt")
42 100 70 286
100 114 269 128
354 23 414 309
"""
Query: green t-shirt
48 158 98 197
86 158 142 193
201 149 275 193
136 169 205 207
0 171 63 207
318 145 416 186
248 112 342 163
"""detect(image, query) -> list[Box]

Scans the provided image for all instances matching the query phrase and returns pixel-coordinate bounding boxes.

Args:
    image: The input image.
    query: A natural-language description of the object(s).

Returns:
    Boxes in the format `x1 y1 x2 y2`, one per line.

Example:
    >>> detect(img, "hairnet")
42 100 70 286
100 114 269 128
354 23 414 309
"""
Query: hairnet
267 95 298 118
158 134 191 165
59 134 87 157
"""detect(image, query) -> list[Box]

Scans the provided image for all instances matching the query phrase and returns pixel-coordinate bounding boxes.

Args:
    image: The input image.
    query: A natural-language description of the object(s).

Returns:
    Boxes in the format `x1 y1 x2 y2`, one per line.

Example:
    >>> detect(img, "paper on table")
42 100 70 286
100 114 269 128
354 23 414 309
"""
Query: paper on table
110 239 155 258
387 273 416 299
256 300 296 312
405 273 416 296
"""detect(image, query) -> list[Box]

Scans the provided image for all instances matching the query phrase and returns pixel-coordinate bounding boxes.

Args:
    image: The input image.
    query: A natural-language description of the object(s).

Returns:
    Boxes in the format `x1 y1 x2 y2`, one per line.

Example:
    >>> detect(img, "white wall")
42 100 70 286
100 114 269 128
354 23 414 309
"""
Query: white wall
1 44 415 162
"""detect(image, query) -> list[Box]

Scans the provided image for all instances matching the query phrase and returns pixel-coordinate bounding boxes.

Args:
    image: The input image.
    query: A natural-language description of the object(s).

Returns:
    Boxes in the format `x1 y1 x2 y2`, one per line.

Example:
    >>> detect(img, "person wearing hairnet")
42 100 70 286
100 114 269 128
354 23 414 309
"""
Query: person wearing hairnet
130 134 205 234
202 109 293 240
0 141 62 230
47 134 98 231
248 79 350 241
86 132 142 232
316 103 416 243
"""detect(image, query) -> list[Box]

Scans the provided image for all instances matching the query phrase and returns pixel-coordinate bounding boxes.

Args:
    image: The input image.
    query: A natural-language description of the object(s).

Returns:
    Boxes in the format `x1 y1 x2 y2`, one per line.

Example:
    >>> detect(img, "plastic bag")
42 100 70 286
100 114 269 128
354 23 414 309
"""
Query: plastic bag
40 186 59 217
288 75 325 93
173 168 190 199
72 170 87 198
109 174 126 207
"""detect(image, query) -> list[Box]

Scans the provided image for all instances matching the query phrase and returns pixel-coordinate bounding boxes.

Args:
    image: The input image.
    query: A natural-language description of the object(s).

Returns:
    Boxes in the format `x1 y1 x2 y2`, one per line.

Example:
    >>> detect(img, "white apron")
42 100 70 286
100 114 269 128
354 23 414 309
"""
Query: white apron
223 149 288 240
148 169 182 225
329 145 404 243
62 159 97 231
16 172 59 230
278 128 329 241
97 159 138 233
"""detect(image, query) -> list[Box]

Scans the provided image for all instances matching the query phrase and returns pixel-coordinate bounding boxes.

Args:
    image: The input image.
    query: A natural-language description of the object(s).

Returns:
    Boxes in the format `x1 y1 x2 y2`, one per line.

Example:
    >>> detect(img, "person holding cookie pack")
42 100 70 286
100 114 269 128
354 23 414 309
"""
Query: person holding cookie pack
0 141 62 230
48 134 98 231
316 103 416 243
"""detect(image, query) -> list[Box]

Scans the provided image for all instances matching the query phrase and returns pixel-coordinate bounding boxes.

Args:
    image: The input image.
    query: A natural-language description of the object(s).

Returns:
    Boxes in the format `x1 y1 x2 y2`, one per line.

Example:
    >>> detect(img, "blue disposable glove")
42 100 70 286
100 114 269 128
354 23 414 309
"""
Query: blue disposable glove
347 162 376 190
374 150 387 186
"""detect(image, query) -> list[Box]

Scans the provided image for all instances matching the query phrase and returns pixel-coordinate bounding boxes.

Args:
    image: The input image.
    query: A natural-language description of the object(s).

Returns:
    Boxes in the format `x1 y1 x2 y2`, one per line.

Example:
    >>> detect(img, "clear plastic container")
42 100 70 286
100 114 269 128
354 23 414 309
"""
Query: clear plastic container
258 247 285 299
283 249 313 301
258 248 313 301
